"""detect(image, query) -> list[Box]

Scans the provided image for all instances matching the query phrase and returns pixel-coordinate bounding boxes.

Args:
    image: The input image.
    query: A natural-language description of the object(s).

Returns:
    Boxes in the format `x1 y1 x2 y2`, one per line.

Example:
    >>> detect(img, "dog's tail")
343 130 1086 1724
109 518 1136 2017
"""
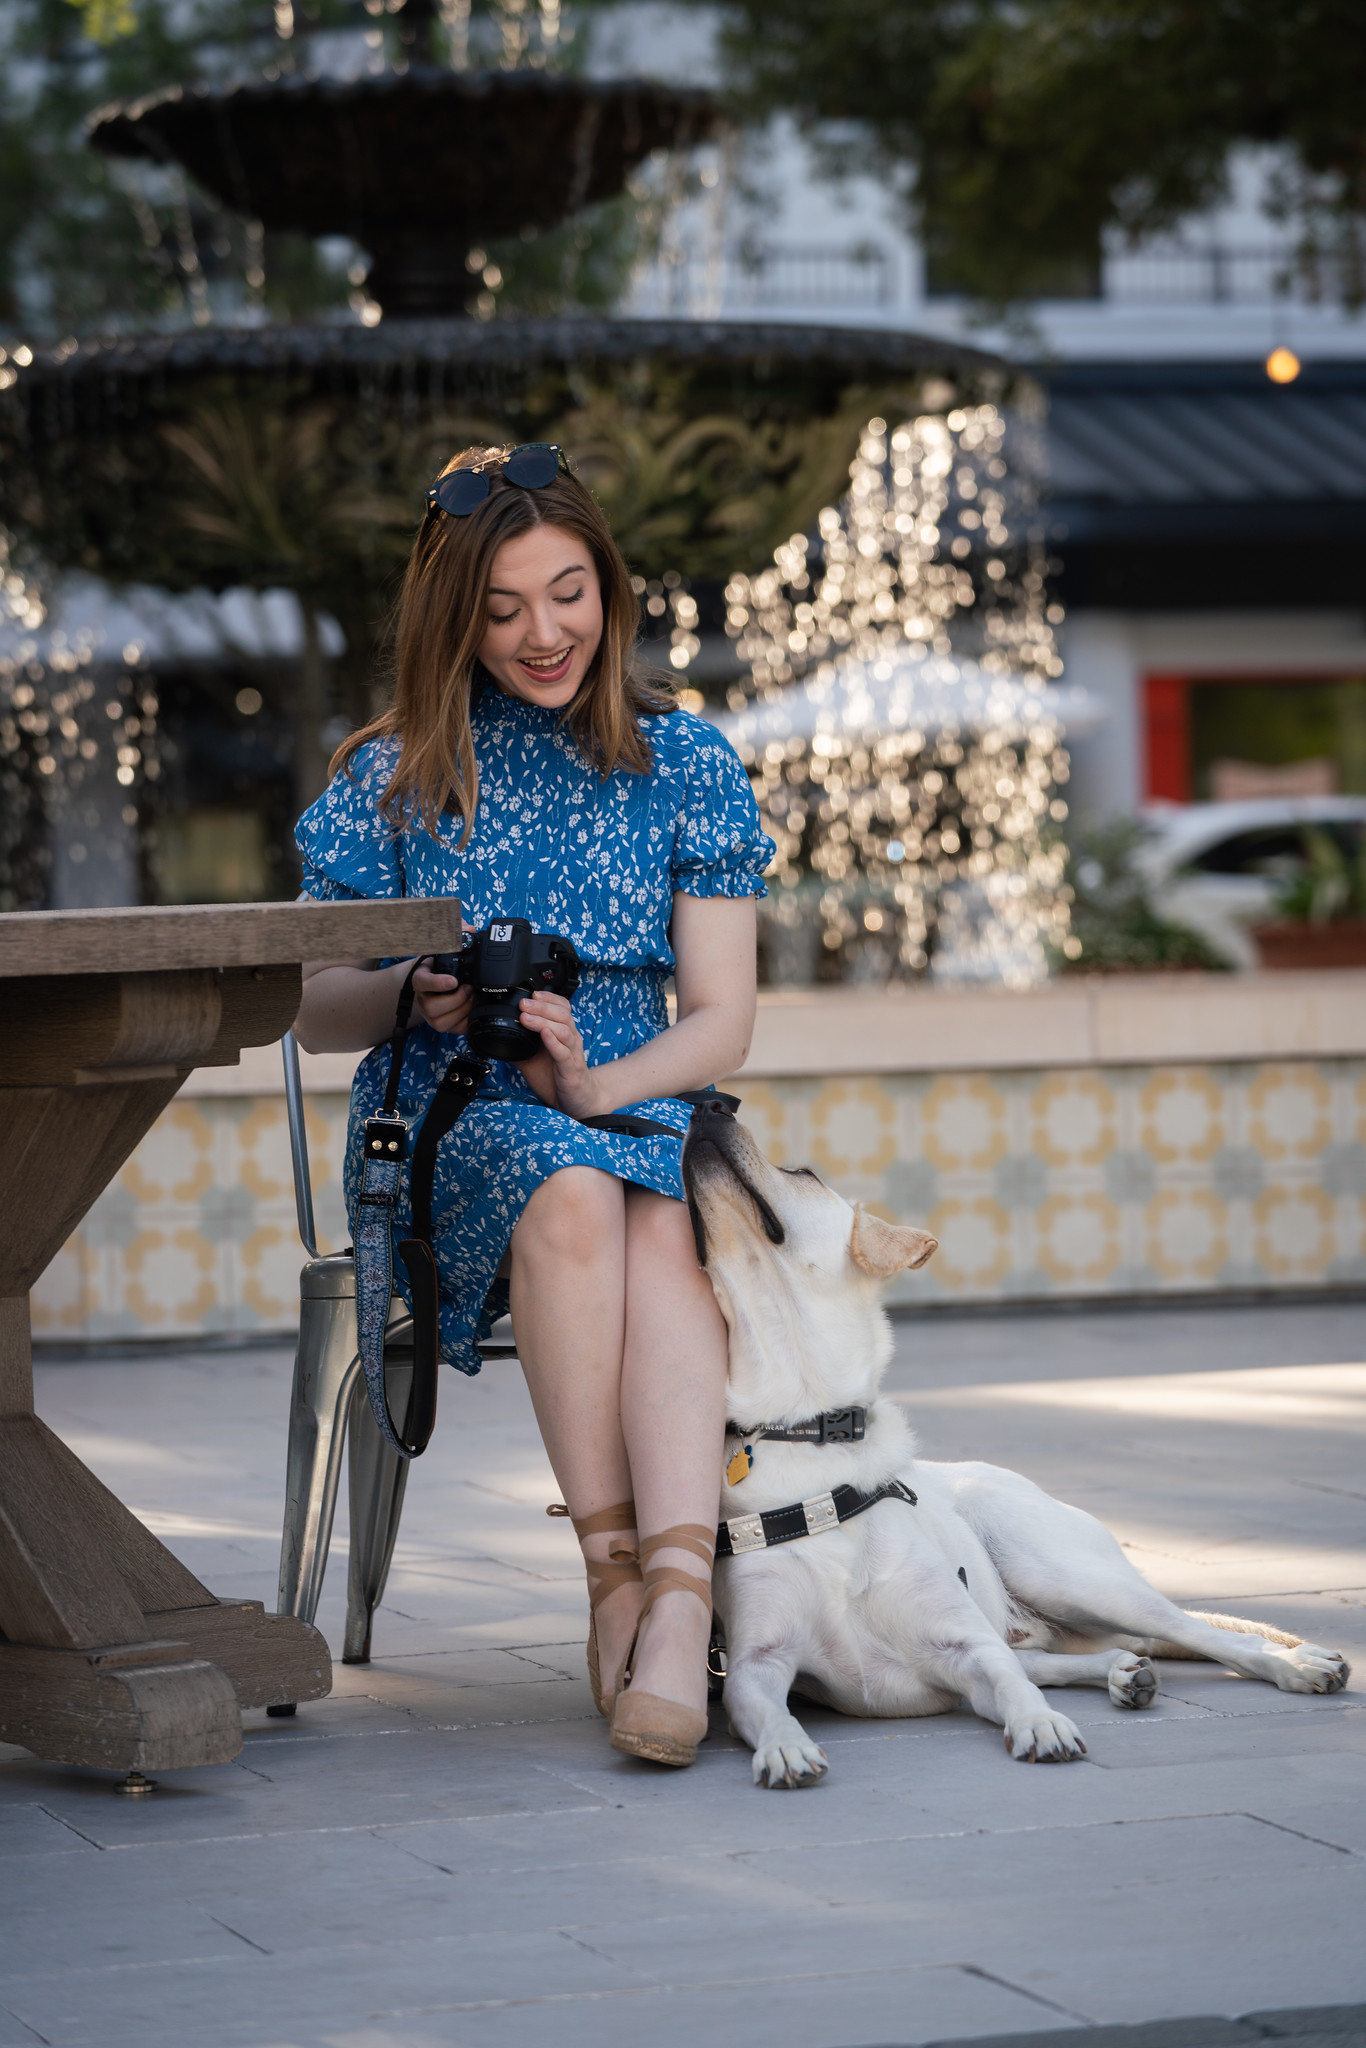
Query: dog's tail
1125 1610 1303 1661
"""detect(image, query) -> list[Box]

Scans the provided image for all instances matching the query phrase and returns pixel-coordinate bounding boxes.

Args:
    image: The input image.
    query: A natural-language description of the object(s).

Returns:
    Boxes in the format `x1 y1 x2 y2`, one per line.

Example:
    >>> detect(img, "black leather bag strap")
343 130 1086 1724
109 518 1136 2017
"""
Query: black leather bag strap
580 1112 687 1139
394 1054 488 1455
580 1088 742 1143
382 961 421 1117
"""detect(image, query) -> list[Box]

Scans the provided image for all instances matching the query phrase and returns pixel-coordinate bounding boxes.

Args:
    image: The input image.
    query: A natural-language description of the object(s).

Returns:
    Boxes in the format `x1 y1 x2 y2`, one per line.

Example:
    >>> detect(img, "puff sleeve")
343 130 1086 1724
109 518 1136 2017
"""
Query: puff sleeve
670 715 774 900
295 739 406 902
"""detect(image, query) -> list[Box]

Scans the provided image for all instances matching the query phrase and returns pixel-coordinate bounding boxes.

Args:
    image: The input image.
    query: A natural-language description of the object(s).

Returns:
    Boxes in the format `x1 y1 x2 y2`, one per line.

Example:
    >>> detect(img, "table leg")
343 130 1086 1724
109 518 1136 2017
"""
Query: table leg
0 1295 331 1772
0 970 334 1772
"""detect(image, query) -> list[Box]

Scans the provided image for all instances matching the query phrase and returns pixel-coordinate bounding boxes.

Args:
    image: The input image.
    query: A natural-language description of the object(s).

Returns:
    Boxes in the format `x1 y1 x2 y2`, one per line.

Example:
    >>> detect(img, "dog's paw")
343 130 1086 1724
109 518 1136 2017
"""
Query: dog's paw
1108 1652 1157 1710
1267 1642 1350 1695
752 1732 829 1789
1004 1709 1086 1763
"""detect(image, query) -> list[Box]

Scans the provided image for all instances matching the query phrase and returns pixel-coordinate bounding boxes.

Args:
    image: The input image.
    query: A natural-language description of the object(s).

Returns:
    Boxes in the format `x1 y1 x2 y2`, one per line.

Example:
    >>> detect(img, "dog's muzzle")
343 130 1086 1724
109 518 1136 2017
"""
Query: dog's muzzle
682 1097 785 1266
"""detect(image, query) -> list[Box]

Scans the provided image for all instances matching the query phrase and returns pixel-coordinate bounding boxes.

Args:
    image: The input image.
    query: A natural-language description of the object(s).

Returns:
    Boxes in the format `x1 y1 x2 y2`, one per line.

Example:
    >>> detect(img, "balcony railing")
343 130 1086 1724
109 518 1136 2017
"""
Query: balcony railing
628 241 894 316
628 239 1355 315
1103 244 1345 306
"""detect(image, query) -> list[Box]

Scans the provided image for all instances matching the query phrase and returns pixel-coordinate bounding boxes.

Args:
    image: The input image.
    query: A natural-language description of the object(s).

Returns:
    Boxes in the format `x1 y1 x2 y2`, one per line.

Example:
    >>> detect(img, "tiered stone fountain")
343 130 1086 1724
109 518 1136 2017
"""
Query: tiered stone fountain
0 0 1016 908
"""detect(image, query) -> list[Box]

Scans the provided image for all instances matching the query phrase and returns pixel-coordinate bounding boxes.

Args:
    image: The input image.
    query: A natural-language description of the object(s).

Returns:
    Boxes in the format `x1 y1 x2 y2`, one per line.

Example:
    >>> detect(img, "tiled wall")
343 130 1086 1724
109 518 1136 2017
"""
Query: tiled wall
31 1093 354 1342
31 1058 1366 1341
737 1062 1366 1301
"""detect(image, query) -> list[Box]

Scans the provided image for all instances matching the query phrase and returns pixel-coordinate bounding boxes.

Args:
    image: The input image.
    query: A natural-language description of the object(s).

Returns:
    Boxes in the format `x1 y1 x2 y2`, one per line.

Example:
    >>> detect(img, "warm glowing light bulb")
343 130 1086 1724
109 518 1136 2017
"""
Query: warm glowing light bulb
1265 346 1301 384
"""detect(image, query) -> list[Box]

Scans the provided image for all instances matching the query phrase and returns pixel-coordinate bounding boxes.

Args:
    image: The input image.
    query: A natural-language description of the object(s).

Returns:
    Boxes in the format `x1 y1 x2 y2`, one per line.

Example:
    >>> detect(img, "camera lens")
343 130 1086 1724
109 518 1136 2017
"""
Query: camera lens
465 997 540 1062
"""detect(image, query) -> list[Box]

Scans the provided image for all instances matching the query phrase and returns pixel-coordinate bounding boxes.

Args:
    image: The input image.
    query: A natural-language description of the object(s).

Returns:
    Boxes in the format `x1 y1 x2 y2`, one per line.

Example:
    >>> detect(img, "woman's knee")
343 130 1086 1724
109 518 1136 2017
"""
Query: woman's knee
516 1167 623 1267
625 1188 697 1271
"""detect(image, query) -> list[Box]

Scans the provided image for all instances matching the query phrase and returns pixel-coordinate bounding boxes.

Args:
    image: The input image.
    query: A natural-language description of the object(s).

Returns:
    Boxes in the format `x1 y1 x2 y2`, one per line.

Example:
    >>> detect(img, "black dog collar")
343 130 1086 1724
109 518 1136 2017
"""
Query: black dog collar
716 1477 917 1557
726 1406 866 1446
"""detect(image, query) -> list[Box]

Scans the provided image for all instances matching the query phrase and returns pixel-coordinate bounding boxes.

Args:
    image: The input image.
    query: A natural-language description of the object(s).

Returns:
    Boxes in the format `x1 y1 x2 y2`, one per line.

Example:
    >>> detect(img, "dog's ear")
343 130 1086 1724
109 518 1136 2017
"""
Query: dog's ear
849 1204 937 1277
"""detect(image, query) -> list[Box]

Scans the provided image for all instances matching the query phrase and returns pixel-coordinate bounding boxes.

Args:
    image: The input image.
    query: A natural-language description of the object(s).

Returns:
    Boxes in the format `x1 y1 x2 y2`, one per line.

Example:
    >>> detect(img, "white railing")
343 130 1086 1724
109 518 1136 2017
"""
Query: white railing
629 241 894 317
1103 244 1341 306
629 238 1354 315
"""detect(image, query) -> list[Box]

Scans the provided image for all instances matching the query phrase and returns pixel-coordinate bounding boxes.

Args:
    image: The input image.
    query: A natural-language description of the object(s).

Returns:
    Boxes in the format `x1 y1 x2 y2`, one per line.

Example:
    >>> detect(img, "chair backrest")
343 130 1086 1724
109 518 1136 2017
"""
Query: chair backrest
281 1031 321 1259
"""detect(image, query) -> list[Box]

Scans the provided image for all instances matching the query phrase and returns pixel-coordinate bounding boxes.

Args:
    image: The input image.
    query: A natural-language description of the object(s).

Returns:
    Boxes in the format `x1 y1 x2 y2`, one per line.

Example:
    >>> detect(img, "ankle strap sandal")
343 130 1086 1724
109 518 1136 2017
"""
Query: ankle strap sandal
548 1499 641 1718
609 1523 715 1769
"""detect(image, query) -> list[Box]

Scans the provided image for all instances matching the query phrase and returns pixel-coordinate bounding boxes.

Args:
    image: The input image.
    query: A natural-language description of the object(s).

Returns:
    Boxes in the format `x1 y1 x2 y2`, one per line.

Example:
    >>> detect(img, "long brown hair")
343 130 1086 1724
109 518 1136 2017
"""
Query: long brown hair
333 446 675 843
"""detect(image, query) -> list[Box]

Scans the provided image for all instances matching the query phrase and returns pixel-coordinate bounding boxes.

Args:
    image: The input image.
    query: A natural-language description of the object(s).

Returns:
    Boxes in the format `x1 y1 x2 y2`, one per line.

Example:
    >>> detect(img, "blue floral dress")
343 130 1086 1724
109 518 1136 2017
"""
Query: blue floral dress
296 683 773 1374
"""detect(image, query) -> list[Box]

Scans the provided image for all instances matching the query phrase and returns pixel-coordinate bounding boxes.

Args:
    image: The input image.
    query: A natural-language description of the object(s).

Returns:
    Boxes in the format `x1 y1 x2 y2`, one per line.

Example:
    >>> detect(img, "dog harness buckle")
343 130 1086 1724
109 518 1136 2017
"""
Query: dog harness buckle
726 1512 767 1555
801 1493 839 1536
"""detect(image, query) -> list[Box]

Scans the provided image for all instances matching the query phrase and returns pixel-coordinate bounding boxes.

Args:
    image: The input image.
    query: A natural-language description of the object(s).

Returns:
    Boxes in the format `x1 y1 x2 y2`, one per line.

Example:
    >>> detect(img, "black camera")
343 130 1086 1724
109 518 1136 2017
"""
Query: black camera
433 919 581 1061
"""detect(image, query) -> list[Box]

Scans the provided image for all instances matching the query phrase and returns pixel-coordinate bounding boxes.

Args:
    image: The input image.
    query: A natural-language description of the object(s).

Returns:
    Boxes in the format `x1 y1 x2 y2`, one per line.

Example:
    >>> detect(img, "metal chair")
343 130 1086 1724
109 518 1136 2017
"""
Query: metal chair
271 1032 513 1710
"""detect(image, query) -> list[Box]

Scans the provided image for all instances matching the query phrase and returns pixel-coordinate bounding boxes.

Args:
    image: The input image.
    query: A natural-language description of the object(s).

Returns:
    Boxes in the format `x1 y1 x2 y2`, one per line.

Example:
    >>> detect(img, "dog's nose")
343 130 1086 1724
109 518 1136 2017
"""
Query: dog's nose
684 1092 740 1124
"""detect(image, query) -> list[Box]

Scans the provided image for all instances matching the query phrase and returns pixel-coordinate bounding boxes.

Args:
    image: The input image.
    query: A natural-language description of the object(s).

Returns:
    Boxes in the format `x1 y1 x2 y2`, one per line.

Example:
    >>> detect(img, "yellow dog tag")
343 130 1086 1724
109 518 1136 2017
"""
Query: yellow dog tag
725 1443 754 1487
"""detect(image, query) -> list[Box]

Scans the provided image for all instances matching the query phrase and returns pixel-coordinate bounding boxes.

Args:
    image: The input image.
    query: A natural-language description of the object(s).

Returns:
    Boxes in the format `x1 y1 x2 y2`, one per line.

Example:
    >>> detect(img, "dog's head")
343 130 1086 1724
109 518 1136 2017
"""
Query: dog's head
682 1098 936 1418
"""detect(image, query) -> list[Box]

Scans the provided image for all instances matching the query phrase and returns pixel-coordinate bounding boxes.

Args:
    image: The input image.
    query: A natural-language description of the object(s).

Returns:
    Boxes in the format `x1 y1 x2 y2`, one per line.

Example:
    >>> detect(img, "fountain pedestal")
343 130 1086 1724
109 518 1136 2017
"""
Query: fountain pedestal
0 899 459 1771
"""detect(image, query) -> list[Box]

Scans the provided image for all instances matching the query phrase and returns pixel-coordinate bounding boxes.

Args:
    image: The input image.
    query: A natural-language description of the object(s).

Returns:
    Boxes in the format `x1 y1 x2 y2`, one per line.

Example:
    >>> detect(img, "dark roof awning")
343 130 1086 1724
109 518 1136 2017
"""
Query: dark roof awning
1040 359 1366 544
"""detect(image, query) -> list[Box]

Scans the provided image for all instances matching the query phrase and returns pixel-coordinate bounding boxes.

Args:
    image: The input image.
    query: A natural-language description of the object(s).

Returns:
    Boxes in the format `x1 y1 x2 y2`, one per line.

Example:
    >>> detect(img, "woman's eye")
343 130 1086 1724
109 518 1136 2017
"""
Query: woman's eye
557 587 584 604
488 610 517 626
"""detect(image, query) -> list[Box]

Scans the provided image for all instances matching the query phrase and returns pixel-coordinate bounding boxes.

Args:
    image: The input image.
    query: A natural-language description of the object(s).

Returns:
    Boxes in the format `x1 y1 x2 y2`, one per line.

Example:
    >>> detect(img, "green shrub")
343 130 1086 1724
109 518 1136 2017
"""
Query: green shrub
1270 826 1366 925
1056 820 1229 974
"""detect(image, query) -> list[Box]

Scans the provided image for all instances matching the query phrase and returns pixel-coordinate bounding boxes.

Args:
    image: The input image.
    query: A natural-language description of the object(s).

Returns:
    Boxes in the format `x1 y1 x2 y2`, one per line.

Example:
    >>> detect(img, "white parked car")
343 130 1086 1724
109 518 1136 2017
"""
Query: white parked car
1133 799 1366 970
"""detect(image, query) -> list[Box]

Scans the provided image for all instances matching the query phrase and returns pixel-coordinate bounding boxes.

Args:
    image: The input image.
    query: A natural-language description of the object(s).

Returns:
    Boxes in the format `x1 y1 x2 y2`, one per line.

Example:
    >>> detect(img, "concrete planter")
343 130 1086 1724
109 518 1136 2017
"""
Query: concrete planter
1252 920 1366 970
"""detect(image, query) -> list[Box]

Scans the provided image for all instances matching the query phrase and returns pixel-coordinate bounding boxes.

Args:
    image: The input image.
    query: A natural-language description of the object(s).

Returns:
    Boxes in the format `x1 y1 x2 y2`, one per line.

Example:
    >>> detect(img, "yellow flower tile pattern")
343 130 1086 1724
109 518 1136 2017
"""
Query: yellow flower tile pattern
31 1094 353 1341
733 1061 1366 1305
30 1060 1366 1340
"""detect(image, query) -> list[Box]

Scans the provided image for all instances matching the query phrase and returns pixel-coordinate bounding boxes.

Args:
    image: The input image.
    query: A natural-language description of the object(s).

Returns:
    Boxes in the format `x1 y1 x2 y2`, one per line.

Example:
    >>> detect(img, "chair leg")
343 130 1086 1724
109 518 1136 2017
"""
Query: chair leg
342 1358 411 1665
277 1266 361 1629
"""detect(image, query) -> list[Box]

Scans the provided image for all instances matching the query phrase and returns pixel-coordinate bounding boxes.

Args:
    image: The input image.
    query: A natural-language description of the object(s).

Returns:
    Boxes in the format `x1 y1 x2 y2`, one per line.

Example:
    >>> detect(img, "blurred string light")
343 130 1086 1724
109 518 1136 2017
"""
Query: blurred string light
632 571 701 672
720 406 1076 988
0 536 160 909
1265 345 1301 384
725 404 1062 701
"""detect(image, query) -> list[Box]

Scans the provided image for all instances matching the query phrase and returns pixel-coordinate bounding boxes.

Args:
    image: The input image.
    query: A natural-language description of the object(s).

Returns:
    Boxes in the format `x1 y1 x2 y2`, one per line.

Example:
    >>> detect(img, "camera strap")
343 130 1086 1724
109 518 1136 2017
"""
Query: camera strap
354 961 486 1459
356 970 733 1455
582 1091 741 1141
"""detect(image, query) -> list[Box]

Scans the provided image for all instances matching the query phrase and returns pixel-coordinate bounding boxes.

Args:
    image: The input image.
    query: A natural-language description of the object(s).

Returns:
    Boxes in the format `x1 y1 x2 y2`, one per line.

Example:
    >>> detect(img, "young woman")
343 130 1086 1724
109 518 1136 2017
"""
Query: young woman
292 444 771 1767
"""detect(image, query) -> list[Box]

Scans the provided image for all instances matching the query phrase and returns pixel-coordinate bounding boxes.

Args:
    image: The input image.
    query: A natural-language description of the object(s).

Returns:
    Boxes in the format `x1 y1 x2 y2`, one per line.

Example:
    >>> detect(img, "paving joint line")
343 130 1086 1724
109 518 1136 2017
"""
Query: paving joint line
36 1805 106 1851
959 1962 1097 2026
205 1915 274 1956
0 2000 52 2047
359 1956 1094 2021
1241 1810 1359 1856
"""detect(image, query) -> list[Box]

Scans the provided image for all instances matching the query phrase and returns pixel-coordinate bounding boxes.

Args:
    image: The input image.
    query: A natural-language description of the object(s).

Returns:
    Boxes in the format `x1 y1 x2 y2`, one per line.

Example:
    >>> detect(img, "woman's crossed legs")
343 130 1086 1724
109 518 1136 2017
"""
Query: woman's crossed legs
509 1166 727 1717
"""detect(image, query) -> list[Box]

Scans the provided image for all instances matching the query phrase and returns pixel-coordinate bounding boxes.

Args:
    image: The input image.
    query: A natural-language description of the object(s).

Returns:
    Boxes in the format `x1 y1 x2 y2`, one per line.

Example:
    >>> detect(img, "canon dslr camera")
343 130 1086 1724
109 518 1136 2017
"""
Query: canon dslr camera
433 919 581 1061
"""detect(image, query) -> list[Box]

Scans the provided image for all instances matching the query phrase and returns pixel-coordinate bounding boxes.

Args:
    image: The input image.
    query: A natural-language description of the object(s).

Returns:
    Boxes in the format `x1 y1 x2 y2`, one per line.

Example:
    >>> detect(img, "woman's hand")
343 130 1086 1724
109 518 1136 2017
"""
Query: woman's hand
412 961 473 1038
513 992 604 1119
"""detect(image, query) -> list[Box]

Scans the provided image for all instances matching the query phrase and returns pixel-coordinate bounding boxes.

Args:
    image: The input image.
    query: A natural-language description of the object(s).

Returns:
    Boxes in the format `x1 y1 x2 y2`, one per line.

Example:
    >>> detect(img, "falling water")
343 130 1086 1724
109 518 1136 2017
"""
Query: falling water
719 406 1080 988
0 538 160 910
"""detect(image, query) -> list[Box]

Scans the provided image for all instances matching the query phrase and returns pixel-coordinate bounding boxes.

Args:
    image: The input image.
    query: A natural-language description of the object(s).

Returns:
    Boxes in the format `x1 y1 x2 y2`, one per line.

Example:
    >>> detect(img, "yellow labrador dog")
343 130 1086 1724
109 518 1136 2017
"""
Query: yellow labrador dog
682 1101 1350 1790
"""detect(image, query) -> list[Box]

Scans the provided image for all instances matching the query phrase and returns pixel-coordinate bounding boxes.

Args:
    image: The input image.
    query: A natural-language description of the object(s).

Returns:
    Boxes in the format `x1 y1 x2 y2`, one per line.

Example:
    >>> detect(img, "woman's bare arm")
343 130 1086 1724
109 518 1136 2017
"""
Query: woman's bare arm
294 892 756 1096
514 893 756 1116
293 955 474 1053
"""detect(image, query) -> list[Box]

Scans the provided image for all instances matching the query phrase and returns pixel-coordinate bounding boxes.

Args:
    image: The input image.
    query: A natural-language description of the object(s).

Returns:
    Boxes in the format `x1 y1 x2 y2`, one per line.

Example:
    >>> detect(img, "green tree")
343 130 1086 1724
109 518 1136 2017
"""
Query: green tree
703 0 1366 306
0 0 651 340
0 0 364 337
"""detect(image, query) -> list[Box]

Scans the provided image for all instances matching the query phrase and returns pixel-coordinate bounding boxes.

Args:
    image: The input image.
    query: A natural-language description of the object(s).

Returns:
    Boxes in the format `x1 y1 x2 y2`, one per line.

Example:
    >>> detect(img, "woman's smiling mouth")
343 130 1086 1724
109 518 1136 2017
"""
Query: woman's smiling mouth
518 648 575 683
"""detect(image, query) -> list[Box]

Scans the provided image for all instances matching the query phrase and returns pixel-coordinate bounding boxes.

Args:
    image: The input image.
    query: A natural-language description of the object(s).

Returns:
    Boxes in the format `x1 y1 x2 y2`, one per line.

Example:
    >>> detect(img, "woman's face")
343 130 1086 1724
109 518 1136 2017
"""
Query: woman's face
476 523 604 709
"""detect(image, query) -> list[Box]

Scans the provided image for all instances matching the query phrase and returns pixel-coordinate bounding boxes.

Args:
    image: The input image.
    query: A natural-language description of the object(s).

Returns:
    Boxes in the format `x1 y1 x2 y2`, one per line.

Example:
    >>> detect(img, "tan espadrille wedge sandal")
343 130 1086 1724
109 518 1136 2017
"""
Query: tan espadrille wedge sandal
547 1500 641 1718
609 1523 715 1768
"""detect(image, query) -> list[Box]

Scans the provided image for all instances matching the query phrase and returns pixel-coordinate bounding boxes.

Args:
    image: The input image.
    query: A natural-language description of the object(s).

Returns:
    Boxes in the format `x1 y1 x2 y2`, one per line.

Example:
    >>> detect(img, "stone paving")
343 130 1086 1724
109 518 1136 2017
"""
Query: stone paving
3 1297 1365 2048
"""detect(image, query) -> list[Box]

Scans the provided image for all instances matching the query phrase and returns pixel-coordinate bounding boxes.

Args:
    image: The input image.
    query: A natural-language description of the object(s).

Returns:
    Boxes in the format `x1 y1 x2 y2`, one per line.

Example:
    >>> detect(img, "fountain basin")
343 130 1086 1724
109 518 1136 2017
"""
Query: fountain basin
90 70 716 315
0 316 1013 643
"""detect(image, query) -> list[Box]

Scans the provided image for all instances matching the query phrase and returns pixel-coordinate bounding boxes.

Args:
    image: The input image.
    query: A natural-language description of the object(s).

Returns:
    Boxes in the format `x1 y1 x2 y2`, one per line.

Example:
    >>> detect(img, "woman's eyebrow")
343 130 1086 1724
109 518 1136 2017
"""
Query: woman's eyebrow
487 564 589 597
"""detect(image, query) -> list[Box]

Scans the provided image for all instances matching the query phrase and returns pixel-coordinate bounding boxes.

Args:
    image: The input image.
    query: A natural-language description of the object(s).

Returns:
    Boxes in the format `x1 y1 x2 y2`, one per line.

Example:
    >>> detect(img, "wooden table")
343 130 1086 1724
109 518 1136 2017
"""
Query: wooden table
0 900 461 1775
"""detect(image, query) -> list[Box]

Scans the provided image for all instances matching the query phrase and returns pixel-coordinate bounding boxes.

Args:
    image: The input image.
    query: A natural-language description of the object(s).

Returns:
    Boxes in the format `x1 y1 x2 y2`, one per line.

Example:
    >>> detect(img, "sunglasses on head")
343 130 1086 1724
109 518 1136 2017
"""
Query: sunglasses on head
425 443 570 517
